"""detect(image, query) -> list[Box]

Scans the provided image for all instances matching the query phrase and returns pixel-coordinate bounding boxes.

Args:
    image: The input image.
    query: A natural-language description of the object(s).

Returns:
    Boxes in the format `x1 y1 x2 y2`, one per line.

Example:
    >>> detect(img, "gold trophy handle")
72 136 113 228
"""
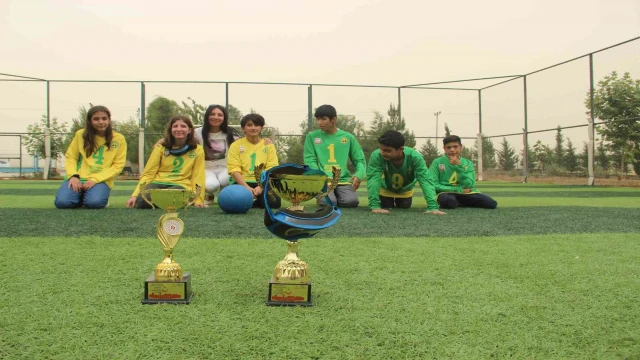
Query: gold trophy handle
317 166 340 198
183 184 202 209
139 182 156 209
254 163 267 188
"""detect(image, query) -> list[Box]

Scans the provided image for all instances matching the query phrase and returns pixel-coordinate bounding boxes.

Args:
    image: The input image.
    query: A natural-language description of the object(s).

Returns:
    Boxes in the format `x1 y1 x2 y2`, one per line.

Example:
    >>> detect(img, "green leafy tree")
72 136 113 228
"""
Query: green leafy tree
579 142 589 172
444 123 451 137
362 103 416 161
586 71 640 174
179 97 206 125
532 140 553 174
472 135 497 170
554 126 564 168
595 139 610 171
24 115 68 161
564 138 579 172
113 115 140 164
227 104 243 125
419 139 440 167
62 105 90 150
496 137 518 171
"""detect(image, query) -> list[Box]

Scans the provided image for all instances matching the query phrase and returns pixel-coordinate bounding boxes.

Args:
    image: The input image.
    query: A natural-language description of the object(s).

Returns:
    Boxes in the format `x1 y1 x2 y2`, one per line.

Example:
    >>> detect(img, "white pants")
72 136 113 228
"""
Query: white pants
205 167 230 193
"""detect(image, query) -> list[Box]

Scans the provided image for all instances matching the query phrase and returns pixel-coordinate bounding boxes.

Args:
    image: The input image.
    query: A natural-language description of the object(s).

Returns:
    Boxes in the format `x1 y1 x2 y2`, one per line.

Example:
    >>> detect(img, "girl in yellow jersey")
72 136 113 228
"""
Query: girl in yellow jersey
126 115 206 208
54 105 127 209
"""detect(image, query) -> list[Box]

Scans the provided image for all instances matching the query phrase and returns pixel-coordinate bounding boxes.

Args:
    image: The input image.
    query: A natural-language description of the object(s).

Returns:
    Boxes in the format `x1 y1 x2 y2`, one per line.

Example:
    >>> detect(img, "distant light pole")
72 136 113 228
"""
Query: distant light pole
434 111 441 145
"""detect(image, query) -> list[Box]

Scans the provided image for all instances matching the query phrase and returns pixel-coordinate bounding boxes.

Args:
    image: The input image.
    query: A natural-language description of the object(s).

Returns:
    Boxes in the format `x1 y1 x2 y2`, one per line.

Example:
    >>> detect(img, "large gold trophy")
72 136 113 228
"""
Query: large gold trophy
140 183 200 305
255 164 341 306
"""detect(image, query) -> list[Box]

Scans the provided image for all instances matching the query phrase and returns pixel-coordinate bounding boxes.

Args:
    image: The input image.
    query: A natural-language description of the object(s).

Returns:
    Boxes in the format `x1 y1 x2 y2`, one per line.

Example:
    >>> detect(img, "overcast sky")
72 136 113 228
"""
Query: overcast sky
1 0 639 154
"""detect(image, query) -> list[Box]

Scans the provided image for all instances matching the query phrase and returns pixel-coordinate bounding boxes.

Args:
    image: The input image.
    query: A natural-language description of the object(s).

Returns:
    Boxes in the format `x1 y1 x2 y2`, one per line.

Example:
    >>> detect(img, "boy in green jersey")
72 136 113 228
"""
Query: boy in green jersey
427 135 498 209
304 104 366 207
367 130 446 215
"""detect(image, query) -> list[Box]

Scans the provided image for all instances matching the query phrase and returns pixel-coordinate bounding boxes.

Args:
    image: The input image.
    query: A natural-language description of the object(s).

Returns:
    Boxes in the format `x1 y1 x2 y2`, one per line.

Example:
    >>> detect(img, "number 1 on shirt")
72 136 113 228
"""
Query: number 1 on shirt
327 144 336 163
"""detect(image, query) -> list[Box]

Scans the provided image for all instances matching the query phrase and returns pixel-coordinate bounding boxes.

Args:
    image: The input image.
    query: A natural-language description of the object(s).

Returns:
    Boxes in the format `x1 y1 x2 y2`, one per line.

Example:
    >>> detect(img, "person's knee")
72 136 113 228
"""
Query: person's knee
337 194 359 207
84 197 108 209
54 197 80 209
486 199 498 209
438 196 458 209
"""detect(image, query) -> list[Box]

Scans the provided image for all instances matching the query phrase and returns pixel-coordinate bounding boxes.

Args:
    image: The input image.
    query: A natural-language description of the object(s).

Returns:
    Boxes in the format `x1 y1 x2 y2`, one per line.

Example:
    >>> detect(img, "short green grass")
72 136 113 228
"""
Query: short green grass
1 180 639 359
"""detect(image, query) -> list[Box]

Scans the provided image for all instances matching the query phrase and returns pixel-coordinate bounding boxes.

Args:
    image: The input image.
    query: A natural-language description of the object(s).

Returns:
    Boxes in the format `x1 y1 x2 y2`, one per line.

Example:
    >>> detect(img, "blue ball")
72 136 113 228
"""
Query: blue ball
218 184 254 214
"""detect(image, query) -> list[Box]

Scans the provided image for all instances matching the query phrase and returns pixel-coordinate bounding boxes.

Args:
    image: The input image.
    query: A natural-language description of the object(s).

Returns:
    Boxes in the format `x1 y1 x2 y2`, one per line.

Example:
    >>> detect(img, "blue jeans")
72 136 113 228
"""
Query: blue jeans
54 181 111 209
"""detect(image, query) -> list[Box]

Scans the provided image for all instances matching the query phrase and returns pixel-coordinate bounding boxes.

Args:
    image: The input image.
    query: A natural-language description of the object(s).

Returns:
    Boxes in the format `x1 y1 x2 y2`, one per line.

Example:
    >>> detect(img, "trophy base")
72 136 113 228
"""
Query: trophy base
142 272 193 305
266 277 312 307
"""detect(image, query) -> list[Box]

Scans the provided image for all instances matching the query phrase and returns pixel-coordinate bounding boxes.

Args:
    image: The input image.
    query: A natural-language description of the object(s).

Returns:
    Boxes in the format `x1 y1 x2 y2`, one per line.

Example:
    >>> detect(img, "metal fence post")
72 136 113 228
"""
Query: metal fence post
477 90 483 181
307 85 313 130
588 54 595 186
139 82 146 169
44 80 51 179
523 75 529 183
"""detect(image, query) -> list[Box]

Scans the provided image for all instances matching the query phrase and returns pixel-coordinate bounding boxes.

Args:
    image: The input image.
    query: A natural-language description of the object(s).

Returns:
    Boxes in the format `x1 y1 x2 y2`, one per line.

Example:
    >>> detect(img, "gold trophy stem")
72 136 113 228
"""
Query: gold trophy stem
273 241 309 283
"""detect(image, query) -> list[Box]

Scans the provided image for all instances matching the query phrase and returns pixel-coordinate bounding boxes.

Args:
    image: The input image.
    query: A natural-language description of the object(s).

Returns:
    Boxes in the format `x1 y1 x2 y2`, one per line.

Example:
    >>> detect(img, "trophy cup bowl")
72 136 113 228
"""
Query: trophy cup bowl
255 164 342 306
140 183 200 305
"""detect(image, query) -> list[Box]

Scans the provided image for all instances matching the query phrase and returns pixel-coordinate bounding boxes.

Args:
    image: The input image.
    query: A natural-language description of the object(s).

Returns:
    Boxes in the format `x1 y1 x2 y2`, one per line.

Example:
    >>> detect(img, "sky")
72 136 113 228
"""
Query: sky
1 0 639 161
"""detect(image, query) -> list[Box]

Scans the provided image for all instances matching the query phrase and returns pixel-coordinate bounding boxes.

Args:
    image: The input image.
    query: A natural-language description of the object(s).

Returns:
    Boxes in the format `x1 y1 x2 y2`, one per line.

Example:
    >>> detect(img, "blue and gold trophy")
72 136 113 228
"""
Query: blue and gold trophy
255 163 341 306
140 183 200 305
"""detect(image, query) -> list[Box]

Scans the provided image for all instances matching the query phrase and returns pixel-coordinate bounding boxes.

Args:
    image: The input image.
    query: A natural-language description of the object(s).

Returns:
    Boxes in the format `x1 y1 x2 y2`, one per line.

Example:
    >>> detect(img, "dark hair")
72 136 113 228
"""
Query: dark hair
443 135 462 146
378 130 405 149
163 115 199 148
202 105 236 149
83 105 113 157
240 113 265 128
314 104 337 119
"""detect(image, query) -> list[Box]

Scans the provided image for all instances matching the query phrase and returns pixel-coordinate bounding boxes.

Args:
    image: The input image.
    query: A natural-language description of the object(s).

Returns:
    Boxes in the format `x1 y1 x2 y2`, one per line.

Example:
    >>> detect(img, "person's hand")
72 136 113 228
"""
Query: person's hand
154 138 165 147
82 180 96 190
371 209 390 214
462 188 471 194
252 186 263 197
263 138 273 145
125 197 137 208
350 176 361 190
68 177 82 192
424 210 446 215
448 155 461 165
194 203 206 208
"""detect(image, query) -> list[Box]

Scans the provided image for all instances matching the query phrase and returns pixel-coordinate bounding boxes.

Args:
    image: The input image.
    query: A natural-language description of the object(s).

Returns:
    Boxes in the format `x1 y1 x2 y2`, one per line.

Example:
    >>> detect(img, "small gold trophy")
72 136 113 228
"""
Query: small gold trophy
140 183 200 305
255 164 341 306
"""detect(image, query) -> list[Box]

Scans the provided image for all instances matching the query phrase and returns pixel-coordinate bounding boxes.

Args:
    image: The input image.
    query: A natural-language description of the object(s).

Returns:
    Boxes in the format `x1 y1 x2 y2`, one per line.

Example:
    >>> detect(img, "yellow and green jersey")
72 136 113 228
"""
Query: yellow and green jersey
64 130 127 189
227 138 278 183
367 147 438 211
427 155 479 194
303 129 366 184
131 145 206 204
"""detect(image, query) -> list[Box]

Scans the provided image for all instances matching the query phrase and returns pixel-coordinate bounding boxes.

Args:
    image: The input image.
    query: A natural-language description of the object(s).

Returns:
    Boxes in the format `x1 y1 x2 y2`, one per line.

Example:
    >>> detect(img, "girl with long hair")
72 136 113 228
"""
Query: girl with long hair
126 115 206 208
54 105 127 209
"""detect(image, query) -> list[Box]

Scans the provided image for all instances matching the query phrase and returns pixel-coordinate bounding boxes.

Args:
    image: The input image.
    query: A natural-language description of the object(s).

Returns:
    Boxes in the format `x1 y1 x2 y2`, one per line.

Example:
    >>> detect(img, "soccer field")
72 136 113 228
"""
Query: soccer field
2 180 640 359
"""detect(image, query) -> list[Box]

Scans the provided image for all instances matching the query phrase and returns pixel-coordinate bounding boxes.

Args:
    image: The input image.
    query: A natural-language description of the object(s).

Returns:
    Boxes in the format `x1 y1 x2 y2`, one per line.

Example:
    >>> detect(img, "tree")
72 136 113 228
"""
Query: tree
554 126 564 168
62 105 89 150
444 123 451 137
586 71 640 175
532 140 553 174
24 115 68 161
227 104 243 125
472 135 497 170
419 139 439 167
113 115 141 164
595 139 610 171
179 97 206 125
496 137 518 171
579 142 589 172
362 103 416 161
564 138 579 172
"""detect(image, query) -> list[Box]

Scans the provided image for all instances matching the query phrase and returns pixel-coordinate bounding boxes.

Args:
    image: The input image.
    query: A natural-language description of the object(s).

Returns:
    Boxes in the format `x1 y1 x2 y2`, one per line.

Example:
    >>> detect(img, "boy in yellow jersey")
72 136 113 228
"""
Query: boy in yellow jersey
427 135 497 209
55 105 127 209
126 116 206 208
303 104 366 207
227 113 281 209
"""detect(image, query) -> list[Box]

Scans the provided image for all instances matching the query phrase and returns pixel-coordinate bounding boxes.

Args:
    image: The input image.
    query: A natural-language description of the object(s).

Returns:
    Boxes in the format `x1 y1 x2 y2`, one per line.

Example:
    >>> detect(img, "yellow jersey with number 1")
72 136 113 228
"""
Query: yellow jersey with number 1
227 137 279 183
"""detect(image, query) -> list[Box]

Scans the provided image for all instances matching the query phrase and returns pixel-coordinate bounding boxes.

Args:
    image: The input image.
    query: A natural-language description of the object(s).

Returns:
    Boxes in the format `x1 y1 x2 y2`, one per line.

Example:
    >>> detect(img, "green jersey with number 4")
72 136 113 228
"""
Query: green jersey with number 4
427 155 479 194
